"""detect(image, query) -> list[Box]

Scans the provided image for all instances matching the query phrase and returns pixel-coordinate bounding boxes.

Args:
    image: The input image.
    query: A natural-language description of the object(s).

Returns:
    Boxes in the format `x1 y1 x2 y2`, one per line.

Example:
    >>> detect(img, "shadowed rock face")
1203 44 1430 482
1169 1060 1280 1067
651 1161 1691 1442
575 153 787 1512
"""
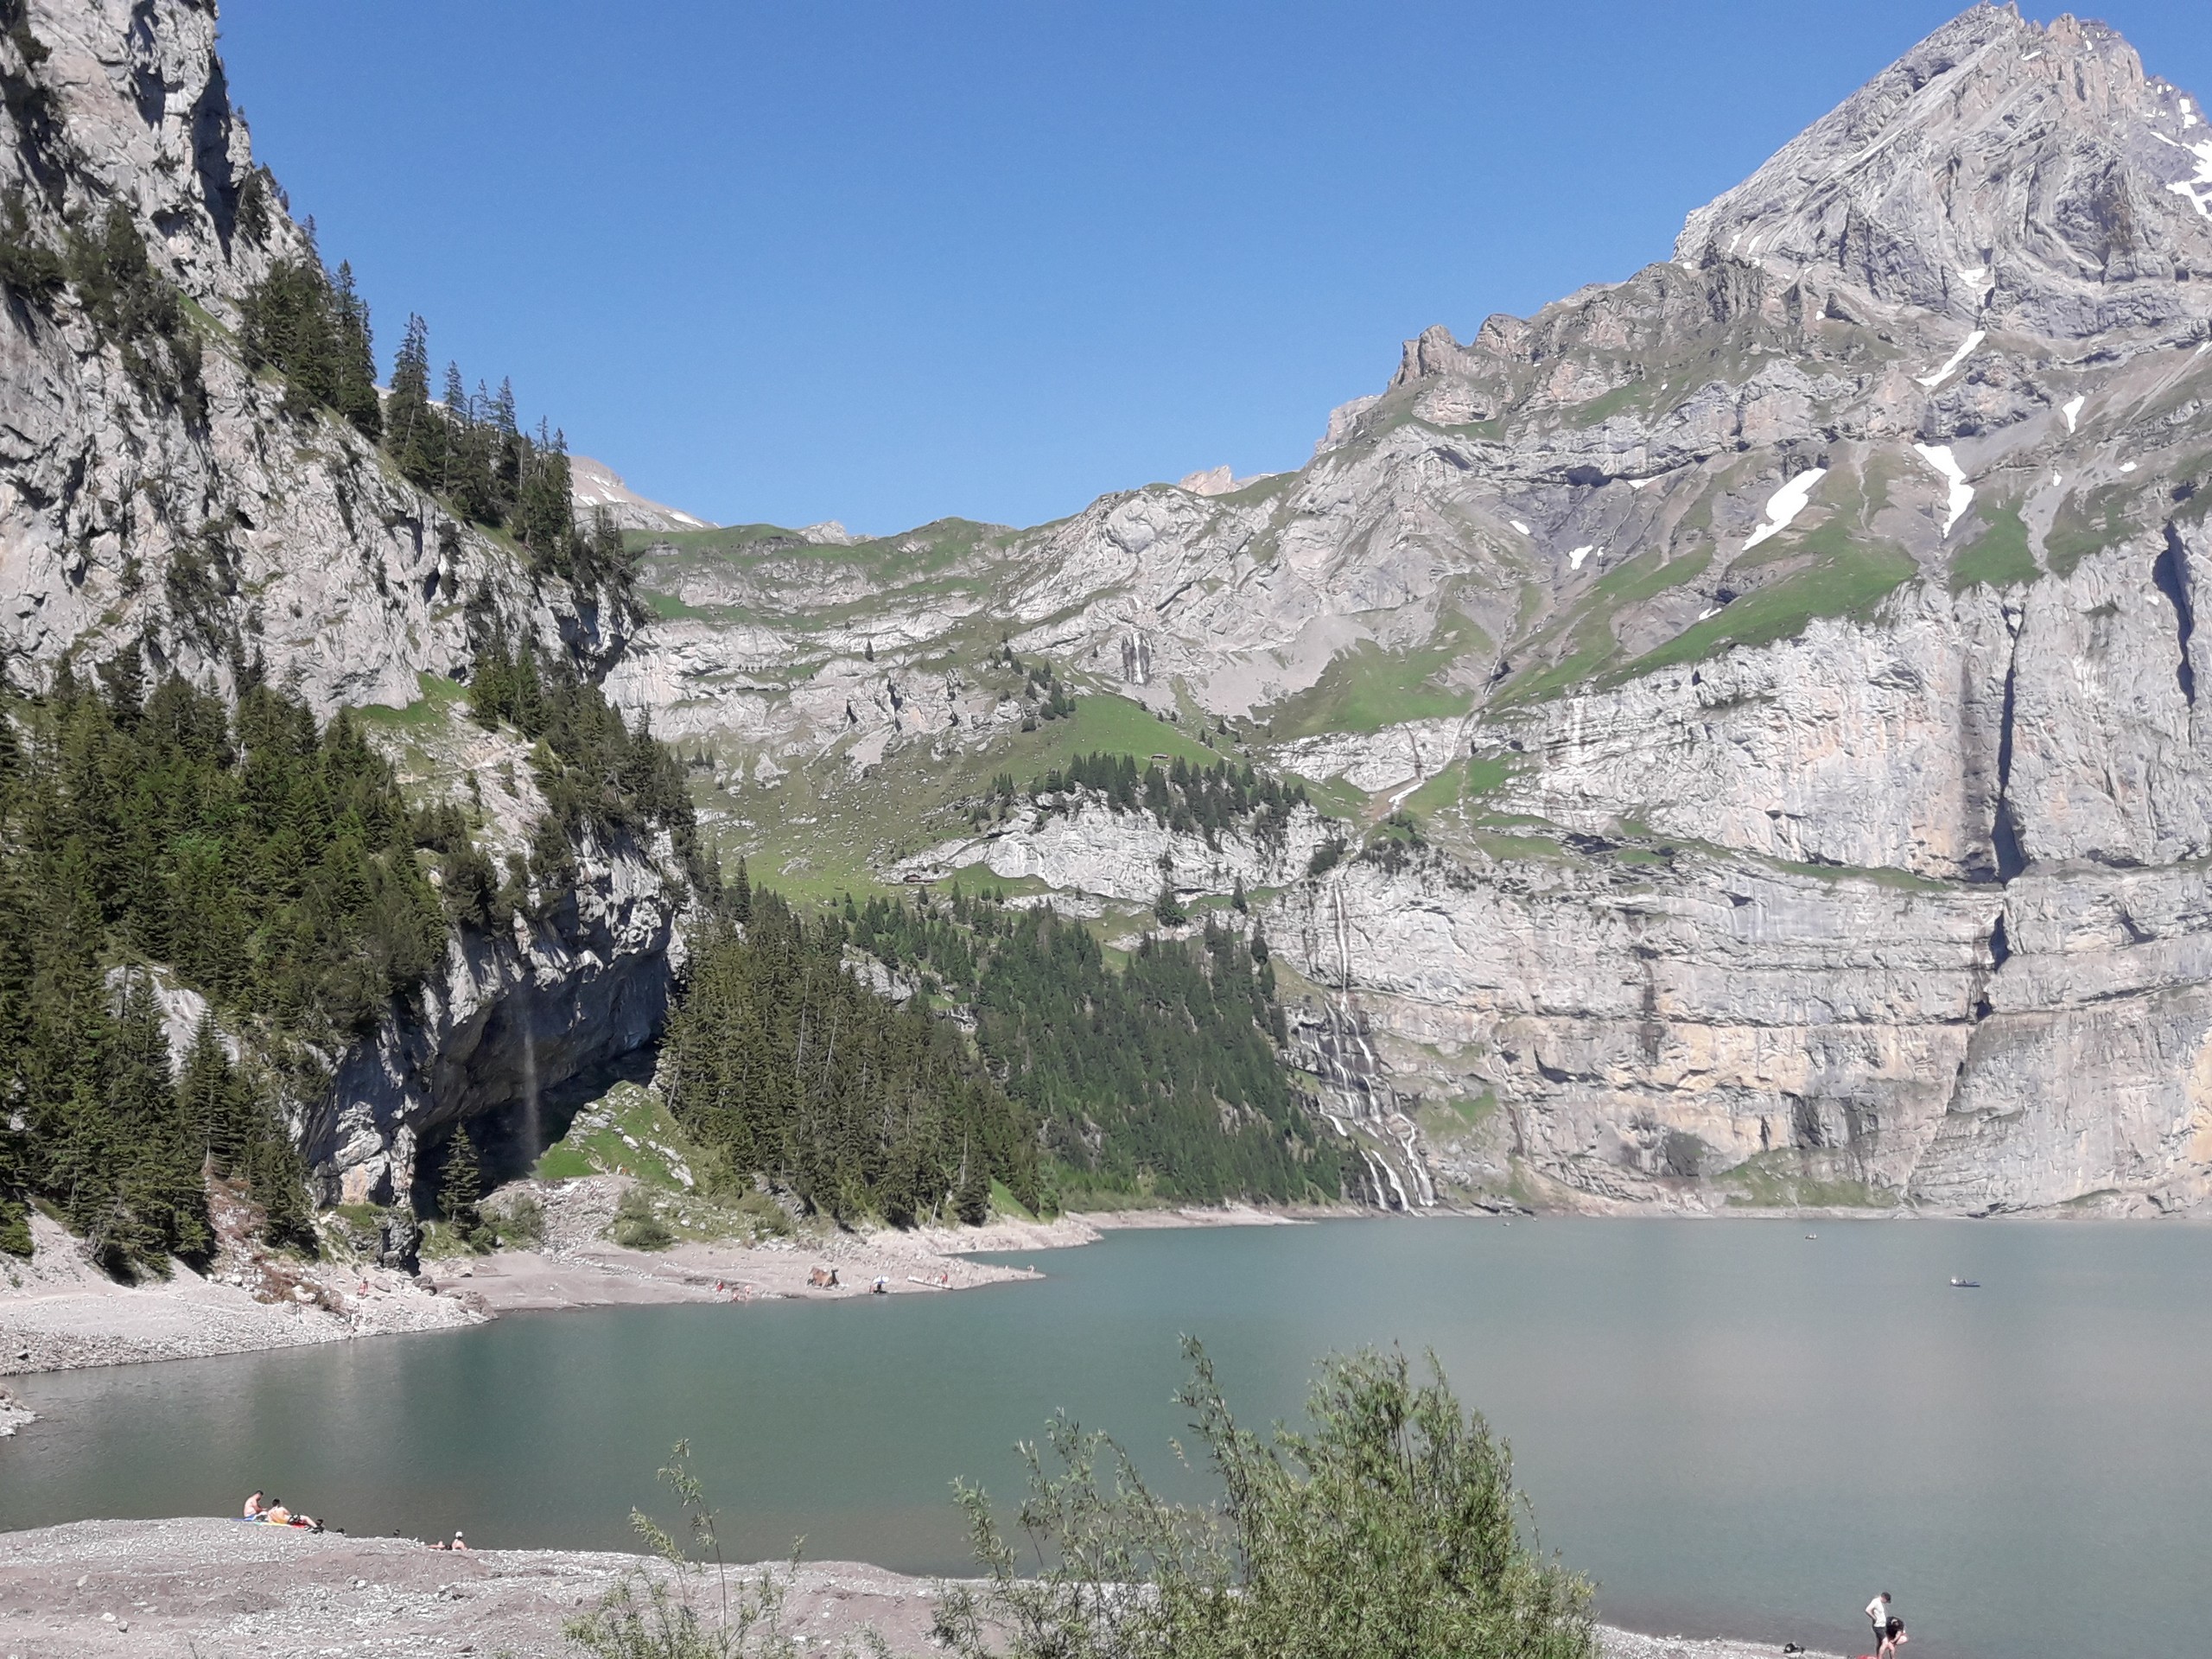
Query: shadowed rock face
0 0 685 1197
307 828 687 1208
612 6 2212 1216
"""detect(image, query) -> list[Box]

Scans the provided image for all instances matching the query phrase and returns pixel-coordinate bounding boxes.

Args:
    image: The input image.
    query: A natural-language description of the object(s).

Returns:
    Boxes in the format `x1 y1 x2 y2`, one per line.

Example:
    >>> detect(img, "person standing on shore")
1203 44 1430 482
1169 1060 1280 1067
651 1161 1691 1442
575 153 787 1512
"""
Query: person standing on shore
1865 1592 1891 1656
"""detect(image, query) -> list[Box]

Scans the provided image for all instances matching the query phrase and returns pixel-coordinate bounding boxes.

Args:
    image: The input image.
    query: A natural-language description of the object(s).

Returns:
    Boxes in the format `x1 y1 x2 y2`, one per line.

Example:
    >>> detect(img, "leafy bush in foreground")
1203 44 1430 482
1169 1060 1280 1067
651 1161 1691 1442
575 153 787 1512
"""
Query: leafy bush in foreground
936 1339 1596 1659
565 1441 885 1659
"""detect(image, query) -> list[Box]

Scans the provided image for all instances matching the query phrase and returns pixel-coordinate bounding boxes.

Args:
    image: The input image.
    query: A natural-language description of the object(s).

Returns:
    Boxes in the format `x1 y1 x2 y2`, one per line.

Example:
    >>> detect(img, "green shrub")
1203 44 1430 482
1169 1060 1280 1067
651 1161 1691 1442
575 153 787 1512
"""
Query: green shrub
732 1190 793 1240
937 1339 1595 1659
1152 880 1188 926
566 1442 845 1659
0 1197 31 1258
491 1192 545 1249
611 1187 676 1251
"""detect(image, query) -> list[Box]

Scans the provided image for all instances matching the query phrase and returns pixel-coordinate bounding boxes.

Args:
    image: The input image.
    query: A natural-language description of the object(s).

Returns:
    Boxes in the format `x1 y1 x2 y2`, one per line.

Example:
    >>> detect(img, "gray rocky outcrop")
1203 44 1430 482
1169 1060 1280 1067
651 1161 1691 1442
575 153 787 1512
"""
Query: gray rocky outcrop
899 796 1336 906
306 828 689 1206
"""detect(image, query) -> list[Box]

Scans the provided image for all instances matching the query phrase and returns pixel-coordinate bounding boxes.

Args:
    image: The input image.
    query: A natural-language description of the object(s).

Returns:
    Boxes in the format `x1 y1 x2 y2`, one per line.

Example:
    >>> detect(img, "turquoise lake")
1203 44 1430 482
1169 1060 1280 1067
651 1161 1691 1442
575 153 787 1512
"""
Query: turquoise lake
4 1217 2209 1659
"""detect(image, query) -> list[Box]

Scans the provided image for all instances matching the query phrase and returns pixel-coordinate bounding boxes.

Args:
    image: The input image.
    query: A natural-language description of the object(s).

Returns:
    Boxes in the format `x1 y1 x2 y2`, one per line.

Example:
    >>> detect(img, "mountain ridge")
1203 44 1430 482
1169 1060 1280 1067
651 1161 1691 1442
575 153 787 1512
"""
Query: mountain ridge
605 3 2212 1217
10 0 2212 1226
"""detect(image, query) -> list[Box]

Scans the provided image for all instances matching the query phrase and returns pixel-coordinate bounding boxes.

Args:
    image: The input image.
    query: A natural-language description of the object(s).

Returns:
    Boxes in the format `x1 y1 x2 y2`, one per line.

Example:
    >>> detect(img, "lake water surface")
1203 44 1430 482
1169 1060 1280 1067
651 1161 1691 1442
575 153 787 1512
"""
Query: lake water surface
5 1217 2209 1659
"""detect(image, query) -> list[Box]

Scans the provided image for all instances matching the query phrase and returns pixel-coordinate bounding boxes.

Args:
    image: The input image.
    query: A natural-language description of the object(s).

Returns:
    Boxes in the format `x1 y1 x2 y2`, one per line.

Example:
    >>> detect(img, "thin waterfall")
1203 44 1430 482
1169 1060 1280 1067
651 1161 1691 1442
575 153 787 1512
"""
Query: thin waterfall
519 1026 542 1170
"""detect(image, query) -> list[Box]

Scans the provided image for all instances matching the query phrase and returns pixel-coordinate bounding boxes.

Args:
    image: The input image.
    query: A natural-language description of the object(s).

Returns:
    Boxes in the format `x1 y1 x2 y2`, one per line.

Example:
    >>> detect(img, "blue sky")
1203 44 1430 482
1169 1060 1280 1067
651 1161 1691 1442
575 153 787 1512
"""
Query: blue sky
219 2 2211 536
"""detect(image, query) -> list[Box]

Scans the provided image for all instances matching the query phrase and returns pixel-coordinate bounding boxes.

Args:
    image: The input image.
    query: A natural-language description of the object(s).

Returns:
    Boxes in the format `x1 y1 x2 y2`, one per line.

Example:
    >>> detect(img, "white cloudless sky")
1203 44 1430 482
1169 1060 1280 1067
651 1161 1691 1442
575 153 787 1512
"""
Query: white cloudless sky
217 2 2212 535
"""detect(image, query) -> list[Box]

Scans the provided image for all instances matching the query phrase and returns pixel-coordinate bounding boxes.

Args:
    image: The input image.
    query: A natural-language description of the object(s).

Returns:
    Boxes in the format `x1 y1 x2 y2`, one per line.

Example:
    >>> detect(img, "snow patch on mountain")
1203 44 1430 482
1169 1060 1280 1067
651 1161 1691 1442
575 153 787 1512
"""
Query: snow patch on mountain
1743 467 1827 551
1913 444 1974 536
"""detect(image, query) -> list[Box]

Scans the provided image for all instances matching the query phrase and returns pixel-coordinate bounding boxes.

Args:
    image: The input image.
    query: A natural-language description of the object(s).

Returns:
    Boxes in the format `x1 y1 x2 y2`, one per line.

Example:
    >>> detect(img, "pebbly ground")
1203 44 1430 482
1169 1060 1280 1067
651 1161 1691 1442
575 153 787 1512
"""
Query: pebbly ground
0 1211 480 1379
0 1518 1834 1659
0 1179 1352 1387
0 1188 1111 1384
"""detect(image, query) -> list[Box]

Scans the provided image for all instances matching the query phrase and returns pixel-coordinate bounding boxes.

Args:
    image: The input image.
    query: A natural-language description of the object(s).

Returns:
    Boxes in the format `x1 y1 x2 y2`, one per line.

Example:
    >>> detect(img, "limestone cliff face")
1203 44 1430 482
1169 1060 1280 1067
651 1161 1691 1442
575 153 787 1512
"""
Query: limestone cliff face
0 0 683 1200
901 796 1337 907
0 1 639 714
611 5 2212 1216
308 828 688 1207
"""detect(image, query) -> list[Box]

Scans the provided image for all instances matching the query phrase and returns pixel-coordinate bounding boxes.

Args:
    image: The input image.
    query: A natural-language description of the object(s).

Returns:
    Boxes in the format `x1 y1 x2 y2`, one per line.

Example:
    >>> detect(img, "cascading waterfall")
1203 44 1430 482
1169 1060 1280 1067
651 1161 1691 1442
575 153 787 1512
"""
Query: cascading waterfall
1286 879 1437 1211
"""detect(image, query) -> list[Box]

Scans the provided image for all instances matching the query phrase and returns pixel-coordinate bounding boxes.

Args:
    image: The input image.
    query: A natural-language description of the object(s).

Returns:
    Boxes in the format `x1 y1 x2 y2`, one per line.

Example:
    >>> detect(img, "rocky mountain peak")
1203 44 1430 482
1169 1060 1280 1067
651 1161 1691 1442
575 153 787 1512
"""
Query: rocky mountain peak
1674 3 2212 339
569 454 716 534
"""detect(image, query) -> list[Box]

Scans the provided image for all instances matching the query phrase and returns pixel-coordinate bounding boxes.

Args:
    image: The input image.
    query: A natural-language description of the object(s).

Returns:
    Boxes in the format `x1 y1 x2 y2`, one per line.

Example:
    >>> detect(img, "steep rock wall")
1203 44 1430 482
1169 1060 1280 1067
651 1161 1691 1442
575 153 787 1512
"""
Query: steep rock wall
0 0 682 1203
307 830 688 1205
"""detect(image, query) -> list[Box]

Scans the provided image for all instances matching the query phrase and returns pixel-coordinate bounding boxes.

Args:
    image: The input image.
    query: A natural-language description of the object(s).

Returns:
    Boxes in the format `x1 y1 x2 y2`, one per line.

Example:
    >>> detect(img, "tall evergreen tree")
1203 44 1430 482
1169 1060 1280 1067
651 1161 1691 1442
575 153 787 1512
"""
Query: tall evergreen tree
513 418 573 568
330 261 382 441
437 1125 487 1248
386 313 440 486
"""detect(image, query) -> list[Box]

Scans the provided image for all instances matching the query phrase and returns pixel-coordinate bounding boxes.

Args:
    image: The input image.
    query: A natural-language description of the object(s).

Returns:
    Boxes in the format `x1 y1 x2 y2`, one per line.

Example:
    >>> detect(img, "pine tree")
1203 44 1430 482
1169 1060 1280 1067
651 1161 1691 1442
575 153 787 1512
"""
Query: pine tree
438 1125 487 1249
330 262 382 442
1154 880 1188 927
179 1015 239 1170
513 419 574 569
441 362 471 505
249 1121 315 1251
955 1140 990 1226
385 314 440 486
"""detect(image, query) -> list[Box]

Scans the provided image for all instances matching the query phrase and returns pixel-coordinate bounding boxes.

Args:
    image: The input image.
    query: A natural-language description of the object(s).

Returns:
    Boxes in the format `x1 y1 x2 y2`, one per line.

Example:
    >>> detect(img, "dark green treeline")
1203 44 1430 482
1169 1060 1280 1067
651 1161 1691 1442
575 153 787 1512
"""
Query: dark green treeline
1027 751 1310 851
848 892 1342 1207
660 886 1040 1226
466 632 710 902
0 662 461 1269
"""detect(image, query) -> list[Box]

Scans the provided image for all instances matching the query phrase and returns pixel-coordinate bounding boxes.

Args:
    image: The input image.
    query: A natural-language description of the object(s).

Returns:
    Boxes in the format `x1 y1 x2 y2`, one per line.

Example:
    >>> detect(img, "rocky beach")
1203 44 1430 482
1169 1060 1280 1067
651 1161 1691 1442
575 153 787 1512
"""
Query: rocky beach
0 1174 1328 1389
0 1518 1834 1659
0 1181 1120 1384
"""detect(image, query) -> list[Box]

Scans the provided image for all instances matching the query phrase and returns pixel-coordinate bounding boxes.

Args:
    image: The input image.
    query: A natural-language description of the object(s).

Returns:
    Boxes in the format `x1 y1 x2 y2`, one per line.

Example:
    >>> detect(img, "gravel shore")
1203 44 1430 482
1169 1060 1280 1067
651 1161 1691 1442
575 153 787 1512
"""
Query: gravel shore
0 1517 1834 1659
1 1184 1357 1389
0 1186 1107 1389
0 1212 481 1380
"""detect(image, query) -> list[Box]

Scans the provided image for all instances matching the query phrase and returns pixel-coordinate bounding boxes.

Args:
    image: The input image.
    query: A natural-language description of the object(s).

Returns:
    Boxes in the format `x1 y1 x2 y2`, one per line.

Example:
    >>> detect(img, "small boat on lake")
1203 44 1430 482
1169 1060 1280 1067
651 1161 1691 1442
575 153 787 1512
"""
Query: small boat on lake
1950 1276 1981 1288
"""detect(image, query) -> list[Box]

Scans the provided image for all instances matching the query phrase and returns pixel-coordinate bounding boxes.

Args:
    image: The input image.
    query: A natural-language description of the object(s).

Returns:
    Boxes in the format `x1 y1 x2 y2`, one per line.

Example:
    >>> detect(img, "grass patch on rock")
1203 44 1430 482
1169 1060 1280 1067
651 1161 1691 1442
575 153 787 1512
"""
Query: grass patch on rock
534 1082 702 1191
1718 1154 1897 1209
1623 527 1916 679
1495 547 1713 707
1948 505 2037 592
1262 616 1486 739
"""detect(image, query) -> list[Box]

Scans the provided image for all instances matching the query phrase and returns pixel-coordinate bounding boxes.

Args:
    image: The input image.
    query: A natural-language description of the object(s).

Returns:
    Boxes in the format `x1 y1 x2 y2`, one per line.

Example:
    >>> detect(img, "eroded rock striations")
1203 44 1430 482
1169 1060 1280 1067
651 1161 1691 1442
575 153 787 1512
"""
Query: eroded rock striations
619 4 2212 1216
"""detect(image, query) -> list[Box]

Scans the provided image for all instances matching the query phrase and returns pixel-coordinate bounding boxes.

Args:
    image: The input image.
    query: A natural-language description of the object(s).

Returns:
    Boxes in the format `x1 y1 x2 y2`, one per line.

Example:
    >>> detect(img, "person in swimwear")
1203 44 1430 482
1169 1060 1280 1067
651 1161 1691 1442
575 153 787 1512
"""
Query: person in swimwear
265 1497 292 1525
243 1491 265 1520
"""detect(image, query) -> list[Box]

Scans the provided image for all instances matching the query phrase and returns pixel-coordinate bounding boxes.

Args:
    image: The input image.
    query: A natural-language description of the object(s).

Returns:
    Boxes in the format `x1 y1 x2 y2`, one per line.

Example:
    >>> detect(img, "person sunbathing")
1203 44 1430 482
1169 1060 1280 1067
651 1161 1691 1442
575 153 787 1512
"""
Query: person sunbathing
264 1498 292 1525
242 1491 265 1520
